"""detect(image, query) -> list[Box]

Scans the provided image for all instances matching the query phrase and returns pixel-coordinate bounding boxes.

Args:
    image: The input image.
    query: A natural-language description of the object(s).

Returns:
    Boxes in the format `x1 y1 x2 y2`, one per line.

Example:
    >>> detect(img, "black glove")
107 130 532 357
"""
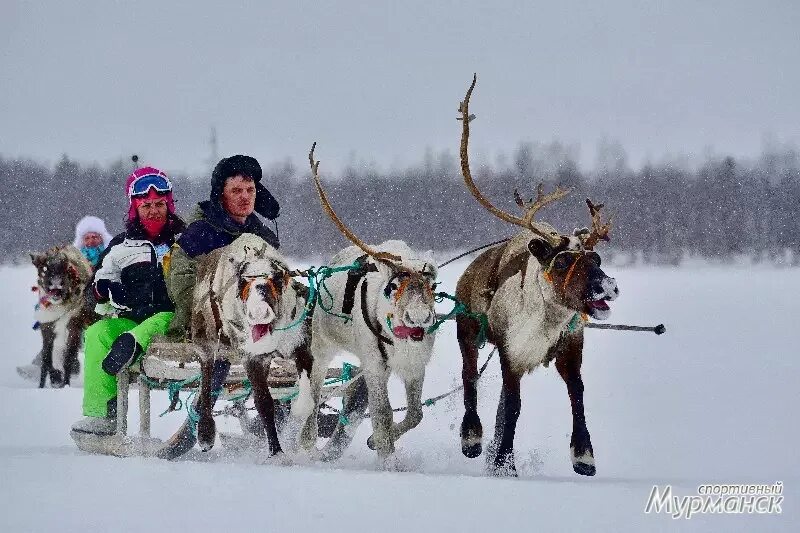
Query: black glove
94 279 127 307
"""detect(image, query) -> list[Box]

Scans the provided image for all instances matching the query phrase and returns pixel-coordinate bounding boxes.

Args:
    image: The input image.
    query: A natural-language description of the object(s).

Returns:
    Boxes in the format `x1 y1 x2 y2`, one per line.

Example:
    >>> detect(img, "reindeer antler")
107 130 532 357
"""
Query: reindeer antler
581 198 613 250
309 143 401 263
519 183 572 231
459 74 566 247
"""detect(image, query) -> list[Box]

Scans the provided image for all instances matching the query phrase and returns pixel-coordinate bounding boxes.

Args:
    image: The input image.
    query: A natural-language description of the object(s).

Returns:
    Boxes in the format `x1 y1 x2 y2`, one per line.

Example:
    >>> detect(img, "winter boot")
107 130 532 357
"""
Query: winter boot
102 333 142 375
70 416 116 436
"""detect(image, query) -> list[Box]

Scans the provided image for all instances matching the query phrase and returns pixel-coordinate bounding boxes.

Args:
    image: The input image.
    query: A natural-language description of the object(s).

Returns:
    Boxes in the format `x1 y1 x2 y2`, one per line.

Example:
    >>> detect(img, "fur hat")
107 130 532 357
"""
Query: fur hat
125 166 176 221
73 216 113 248
211 155 279 220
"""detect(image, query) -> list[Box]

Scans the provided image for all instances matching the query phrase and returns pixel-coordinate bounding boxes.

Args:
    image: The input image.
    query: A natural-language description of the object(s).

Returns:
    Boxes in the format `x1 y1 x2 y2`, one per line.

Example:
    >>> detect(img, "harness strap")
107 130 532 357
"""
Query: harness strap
208 262 231 346
360 279 394 348
562 254 581 294
342 255 377 315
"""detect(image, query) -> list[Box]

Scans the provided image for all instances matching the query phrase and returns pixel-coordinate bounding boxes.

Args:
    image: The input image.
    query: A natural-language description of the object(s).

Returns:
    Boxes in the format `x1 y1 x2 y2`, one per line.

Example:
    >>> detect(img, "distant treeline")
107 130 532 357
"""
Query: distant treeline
1 141 798 266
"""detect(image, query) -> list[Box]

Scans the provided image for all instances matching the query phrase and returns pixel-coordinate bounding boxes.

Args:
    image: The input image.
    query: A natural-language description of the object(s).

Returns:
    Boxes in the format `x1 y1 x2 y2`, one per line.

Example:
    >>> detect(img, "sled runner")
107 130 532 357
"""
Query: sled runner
71 339 362 458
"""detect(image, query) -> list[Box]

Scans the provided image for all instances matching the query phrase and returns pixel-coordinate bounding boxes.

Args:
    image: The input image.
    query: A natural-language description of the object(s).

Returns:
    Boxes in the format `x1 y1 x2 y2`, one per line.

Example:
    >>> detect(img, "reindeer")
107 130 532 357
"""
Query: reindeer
293 144 439 467
455 75 619 476
191 234 314 460
28 245 96 388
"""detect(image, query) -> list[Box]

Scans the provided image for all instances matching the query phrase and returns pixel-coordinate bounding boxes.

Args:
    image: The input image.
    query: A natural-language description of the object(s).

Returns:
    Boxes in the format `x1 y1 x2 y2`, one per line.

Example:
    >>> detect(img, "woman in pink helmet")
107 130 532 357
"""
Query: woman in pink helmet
71 166 186 437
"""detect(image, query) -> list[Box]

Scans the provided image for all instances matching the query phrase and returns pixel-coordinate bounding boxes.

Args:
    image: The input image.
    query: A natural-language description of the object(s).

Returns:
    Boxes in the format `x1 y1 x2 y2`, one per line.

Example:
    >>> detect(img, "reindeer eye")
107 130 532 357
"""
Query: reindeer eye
384 282 398 299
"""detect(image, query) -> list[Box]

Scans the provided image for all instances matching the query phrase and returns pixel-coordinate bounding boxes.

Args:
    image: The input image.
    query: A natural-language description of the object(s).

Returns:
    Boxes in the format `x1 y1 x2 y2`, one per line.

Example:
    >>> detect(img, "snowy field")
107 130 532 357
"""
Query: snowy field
0 259 796 532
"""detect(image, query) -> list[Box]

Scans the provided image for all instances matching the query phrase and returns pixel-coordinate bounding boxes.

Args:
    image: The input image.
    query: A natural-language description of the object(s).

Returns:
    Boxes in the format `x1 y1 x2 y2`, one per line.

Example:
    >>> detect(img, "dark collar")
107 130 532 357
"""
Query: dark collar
198 200 268 237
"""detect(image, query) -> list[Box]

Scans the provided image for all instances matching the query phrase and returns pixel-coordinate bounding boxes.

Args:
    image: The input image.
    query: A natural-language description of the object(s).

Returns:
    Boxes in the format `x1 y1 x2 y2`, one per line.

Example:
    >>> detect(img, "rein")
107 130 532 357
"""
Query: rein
360 279 394 346
436 238 512 269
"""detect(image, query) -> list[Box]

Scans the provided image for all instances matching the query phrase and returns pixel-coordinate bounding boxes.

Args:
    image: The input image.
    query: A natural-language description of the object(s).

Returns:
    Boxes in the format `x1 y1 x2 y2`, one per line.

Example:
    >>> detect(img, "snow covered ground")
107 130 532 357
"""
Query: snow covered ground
0 260 796 532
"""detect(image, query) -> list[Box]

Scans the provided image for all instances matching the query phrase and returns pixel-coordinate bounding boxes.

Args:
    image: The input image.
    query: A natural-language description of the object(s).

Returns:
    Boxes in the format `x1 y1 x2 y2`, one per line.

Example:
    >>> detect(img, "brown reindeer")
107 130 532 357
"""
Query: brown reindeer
455 75 619 476
28 246 97 388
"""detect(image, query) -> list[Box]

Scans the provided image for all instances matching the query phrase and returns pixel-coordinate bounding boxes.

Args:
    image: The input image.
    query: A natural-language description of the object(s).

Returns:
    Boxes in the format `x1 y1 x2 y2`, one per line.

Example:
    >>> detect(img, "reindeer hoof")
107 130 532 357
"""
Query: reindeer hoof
461 437 482 458
573 462 596 476
489 455 517 477
571 447 595 476
262 451 292 466
380 454 407 472
460 414 483 458
366 435 376 450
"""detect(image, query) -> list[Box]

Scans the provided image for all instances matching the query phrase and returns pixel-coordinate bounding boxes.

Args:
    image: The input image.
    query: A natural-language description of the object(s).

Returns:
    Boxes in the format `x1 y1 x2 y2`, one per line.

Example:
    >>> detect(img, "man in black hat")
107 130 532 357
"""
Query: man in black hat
165 154 280 339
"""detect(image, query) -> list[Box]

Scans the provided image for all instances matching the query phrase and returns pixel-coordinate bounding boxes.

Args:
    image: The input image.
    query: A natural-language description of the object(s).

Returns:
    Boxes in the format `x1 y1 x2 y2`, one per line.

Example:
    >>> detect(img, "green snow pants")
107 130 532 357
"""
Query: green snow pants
82 312 174 418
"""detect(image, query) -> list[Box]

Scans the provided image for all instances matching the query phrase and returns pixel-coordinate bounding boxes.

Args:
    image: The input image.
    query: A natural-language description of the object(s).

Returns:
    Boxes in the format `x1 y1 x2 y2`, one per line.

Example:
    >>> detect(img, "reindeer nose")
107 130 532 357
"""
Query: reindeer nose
601 277 619 300
403 308 434 327
247 296 276 323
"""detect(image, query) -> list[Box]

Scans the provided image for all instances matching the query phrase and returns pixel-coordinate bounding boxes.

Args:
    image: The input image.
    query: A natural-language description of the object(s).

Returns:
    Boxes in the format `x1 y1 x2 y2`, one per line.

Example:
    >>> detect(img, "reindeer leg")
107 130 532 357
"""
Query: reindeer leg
320 374 368 462
39 325 55 389
489 352 522 477
372 372 424 446
246 355 283 457
62 320 83 387
457 315 483 458
555 334 595 476
364 366 396 463
295 338 330 453
196 356 217 452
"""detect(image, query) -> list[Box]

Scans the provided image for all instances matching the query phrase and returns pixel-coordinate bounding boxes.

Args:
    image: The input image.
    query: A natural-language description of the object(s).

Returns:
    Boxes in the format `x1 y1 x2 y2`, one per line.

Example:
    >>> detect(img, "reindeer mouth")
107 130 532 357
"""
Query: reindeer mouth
251 323 274 343
586 299 610 312
393 325 426 342
585 298 611 319
47 289 65 301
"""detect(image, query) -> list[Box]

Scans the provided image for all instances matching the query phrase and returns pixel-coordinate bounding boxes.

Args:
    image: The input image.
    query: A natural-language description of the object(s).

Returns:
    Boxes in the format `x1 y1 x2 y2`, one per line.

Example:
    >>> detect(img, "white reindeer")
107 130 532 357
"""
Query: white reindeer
293 145 439 467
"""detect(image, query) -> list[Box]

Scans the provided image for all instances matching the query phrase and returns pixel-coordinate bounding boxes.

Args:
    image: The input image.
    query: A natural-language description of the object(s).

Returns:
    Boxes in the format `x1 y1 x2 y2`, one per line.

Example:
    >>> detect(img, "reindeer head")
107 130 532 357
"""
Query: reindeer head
216 235 305 355
374 247 438 342
31 247 81 305
309 145 439 342
458 74 619 320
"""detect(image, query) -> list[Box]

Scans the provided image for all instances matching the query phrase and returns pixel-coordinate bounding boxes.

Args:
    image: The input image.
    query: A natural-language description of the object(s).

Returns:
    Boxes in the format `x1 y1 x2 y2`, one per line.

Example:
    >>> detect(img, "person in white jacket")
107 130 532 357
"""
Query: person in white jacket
72 216 113 269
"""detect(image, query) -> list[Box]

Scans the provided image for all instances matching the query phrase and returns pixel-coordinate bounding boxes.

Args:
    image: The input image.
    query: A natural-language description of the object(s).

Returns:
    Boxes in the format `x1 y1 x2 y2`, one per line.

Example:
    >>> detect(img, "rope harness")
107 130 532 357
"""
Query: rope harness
144 256 493 432
541 250 594 330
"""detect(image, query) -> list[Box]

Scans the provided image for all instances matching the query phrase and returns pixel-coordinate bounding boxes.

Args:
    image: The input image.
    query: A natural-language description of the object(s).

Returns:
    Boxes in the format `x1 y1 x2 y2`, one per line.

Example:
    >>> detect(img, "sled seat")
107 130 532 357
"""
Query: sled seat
112 340 348 445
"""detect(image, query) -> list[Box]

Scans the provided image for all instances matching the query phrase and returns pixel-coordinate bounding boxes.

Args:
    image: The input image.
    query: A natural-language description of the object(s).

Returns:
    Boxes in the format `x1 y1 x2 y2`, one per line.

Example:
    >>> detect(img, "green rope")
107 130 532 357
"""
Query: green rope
427 292 488 348
274 271 318 332
186 387 222 436
312 261 365 322
567 313 582 332
273 261 365 332
275 361 357 404
144 374 203 417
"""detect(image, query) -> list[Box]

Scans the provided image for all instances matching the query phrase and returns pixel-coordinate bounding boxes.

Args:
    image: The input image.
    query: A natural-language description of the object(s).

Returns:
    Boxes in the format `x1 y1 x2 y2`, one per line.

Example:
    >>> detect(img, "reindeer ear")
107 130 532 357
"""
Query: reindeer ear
527 238 554 261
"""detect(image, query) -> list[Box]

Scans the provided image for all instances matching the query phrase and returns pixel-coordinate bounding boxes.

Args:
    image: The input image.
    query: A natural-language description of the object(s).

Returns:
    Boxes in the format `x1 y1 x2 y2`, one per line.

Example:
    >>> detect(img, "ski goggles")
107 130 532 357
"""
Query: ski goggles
129 173 173 198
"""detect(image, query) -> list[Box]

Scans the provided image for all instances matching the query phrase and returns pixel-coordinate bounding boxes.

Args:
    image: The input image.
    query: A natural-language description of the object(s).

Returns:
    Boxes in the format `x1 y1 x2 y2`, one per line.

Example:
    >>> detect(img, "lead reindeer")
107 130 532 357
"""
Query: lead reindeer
294 144 439 467
455 75 619 476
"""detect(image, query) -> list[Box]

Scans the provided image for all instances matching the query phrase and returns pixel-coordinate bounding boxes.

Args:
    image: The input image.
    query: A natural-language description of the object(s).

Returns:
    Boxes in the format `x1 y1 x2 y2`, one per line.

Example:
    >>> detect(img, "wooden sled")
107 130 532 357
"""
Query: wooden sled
71 340 364 458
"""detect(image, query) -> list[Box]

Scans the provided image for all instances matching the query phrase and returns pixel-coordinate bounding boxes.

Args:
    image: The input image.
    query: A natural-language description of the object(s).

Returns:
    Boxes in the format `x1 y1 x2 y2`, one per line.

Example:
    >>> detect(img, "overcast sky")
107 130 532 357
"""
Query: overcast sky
2 0 798 176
